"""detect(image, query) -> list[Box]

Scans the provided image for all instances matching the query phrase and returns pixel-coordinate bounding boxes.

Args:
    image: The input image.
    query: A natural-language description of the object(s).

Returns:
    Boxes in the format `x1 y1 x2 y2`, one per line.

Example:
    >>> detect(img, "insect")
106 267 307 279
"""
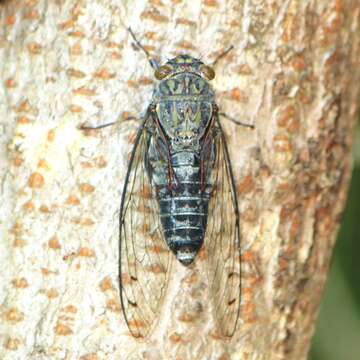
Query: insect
81 29 254 338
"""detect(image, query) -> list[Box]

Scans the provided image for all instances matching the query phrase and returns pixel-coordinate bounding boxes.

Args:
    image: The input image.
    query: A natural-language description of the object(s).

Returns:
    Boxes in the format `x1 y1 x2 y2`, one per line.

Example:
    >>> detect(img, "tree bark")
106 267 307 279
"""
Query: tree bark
0 0 359 359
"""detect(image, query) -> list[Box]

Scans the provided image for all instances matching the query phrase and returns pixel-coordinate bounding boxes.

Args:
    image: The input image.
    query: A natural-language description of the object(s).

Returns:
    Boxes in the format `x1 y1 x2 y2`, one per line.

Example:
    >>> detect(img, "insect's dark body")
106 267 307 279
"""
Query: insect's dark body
117 49 243 338
145 56 217 265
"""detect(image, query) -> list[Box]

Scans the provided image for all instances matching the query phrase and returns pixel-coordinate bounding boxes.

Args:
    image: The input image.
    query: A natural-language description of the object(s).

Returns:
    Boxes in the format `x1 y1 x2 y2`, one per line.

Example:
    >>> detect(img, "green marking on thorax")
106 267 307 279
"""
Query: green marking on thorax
172 104 178 127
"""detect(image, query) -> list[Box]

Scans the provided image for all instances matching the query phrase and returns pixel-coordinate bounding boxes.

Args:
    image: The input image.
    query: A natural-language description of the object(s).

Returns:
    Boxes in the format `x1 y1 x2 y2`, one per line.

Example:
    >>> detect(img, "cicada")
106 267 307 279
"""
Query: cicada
82 29 253 339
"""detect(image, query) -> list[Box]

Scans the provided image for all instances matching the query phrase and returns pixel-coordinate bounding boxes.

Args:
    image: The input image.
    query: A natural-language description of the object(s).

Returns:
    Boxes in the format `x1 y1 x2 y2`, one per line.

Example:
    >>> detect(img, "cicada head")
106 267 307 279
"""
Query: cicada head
154 54 216 80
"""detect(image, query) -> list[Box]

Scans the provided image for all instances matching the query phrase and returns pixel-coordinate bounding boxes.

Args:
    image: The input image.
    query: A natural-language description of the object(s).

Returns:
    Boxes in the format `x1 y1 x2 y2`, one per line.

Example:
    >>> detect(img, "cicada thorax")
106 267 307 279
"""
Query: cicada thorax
146 70 217 265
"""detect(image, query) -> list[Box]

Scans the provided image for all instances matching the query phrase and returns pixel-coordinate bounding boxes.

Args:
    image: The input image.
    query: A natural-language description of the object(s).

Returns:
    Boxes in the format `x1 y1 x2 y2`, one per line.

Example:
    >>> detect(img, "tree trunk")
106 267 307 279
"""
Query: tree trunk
0 1 359 359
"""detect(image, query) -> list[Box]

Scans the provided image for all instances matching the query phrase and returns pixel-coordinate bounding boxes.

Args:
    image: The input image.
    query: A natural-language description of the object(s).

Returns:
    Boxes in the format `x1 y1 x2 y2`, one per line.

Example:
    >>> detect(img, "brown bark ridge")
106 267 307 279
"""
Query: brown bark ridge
0 1 359 359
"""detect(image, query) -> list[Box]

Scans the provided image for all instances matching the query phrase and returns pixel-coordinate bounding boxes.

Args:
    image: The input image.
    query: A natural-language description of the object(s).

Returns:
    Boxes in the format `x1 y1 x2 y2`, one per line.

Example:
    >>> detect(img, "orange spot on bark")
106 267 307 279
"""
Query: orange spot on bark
273 134 292 152
100 277 113 292
209 330 224 340
110 51 121 60
39 205 50 213
241 302 256 323
47 288 59 299
219 353 230 360
183 272 198 284
11 277 28 289
5 78 16 88
79 183 95 194
28 172 44 188
38 158 50 170
17 116 30 125
64 305 78 313
66 195 80 205
290 216 301 238
67 68 86 78
169 332 182 343
73 87 96 96
70 43 82 55
6 308 23 323
46 129 56 142
27 42 42 55
277 105 296 127
176 18 196 27
80 354 98 360
68 31 85 38
204 0 218 7
106 299 121 312
58 19 75 30
198 247 207 260
96 156 107 168
48 236 61 249
4 338 20 351
6 15 16 26
24 10 39 20
235 64 252 75
138 76 153 86
230 88 243 102
78 247 95 257
41 268 53 276
80 218 95 226
291 55 306 71
237 175 254 194
140 10 169 23
93 68 115 79
120 111 131 121
106 41 122 49
241 251 254 262
13 238 26 247
230 19 241 27
10 222 22 236
127 80 138 89
14 100 31 113
23 201 34 211
144 31 158 40
69 104 83 113
12 157 24 167
143 45 157 54
149 0 164 5
175 40 196 50
178 313 194 323
55 323 73 336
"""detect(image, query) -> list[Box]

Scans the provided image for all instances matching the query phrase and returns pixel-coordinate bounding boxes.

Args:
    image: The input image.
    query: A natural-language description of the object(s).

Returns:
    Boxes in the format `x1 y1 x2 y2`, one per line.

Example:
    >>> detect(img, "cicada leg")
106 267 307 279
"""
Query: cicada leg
211 45 235 67
128 27 160 70
219 112 255 129
78 116 139 131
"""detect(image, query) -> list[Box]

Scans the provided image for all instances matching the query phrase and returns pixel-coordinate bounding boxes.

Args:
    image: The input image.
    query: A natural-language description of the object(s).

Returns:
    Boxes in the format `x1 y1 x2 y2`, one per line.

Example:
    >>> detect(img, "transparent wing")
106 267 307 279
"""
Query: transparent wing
119 117 172 338
205 117 241 337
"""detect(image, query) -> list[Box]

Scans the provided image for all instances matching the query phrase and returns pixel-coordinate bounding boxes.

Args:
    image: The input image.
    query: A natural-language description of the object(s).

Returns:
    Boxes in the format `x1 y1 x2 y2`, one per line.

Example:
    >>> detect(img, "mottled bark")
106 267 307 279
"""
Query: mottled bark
0 0 359 359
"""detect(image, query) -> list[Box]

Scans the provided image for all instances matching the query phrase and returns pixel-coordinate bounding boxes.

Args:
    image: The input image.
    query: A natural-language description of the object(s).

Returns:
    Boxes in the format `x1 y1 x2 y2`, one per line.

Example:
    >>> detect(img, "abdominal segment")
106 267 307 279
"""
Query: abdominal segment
153 151 213 265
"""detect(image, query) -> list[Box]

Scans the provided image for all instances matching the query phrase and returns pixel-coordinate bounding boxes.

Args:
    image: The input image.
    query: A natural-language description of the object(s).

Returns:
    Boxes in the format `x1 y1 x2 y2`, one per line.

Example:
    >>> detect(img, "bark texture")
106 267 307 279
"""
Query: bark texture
0 0 359 359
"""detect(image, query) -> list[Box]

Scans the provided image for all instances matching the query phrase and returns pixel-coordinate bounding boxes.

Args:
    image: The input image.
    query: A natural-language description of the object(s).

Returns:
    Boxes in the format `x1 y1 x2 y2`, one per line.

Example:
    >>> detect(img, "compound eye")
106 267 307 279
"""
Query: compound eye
200 65 215 80
155 65 173 80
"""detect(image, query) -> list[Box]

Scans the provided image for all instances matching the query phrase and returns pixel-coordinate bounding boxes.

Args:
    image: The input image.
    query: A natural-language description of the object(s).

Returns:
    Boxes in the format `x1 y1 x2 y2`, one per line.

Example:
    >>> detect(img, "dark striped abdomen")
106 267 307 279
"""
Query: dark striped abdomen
156 152 213 265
